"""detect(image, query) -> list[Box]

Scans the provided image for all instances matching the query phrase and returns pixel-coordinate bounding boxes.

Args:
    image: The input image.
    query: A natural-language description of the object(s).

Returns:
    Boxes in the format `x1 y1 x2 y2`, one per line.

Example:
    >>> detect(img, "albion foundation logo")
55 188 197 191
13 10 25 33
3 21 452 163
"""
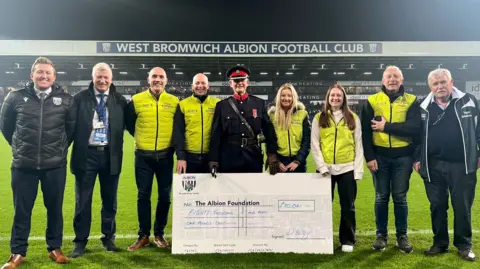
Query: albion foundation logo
182 175 196 192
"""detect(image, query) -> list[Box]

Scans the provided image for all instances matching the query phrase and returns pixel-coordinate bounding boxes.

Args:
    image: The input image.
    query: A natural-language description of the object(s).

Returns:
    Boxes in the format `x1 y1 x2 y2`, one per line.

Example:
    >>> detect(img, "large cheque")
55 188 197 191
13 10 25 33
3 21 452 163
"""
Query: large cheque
172 173 333 254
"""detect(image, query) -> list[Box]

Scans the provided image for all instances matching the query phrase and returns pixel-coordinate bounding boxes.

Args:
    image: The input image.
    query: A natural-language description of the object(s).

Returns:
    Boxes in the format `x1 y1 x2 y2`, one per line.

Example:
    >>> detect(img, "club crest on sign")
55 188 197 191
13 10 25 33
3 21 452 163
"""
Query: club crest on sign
53 97 62 105
182 175 196 192
102 43 111 52
252 109 257 118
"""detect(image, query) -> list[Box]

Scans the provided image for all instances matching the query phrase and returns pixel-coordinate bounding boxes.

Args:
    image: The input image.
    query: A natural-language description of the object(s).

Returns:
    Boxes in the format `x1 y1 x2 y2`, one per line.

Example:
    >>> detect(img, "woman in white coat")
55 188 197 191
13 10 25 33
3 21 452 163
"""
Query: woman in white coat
311 83 364 252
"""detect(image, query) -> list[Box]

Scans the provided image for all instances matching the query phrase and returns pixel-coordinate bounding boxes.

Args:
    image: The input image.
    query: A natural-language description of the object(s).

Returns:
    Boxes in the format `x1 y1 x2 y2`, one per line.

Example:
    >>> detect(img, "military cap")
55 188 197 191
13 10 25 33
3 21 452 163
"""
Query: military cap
226 65 250 80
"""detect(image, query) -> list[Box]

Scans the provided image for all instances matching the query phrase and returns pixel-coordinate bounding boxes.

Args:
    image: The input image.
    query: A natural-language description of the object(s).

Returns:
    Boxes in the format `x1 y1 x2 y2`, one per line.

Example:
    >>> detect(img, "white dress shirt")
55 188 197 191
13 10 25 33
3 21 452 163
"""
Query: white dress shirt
34 87 52 99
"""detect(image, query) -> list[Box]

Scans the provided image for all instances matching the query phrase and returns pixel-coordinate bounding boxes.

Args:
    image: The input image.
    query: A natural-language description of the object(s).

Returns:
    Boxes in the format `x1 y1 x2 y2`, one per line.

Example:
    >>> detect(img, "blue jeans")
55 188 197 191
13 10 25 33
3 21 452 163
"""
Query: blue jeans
372 155 413 239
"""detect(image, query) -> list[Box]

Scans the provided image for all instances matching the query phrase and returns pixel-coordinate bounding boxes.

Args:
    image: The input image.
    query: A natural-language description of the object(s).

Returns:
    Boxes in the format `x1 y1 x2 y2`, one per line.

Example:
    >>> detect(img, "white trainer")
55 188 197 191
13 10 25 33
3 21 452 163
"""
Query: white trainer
341 245 354 252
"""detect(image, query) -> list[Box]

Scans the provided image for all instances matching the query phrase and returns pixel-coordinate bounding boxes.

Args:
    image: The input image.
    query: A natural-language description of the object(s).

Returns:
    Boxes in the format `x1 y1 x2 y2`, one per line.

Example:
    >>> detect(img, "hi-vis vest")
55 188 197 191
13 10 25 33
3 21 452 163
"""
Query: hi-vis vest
368 91 416 148
132 90 179 151
179 95 219 154
269 109 308 157
316 112 357 164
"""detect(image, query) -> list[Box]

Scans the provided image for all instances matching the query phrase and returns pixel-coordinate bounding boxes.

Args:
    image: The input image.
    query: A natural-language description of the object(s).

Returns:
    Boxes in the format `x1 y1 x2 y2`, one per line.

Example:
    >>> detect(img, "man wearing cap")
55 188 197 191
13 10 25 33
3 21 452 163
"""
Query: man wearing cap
208 66 279 176
173 73 220 174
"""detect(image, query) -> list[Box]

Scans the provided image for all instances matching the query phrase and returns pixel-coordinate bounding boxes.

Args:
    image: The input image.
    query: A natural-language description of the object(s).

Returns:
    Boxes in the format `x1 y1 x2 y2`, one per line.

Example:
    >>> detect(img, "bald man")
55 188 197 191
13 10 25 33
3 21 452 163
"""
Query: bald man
361 65 421 253
125 67 179 251
173 74 220 174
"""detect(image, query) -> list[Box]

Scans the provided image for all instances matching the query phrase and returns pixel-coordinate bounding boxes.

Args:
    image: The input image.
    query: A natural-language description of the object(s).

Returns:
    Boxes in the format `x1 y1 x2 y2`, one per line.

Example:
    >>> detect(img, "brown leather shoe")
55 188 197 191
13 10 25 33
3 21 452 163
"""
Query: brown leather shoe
48 249 68 264
1 254 25 269
154 235 169 248
127 236 150 251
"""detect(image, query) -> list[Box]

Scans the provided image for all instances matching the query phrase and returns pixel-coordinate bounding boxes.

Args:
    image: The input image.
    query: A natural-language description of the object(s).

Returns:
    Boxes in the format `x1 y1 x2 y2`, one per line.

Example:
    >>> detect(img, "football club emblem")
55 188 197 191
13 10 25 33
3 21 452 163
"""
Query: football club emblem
182 175 196 192
102 42 111 52
53 97 62 106
252 109 257 118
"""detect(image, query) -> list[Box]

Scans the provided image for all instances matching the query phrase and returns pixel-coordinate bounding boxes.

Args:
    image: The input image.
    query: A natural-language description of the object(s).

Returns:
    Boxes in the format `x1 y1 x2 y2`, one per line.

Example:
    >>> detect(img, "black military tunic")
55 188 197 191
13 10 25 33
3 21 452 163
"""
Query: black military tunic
208 94 277 172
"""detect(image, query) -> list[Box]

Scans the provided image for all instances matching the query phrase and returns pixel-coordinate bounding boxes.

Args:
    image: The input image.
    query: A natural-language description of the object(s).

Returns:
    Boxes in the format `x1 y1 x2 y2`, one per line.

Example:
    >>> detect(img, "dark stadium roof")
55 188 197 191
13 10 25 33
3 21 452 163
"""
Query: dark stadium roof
1 0 480 41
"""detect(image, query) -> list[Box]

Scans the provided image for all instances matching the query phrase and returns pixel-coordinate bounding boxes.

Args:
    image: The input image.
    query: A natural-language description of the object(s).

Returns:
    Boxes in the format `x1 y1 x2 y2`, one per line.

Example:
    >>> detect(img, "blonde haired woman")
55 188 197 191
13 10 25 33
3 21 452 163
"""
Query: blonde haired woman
268 83 310 172
311 83 363 252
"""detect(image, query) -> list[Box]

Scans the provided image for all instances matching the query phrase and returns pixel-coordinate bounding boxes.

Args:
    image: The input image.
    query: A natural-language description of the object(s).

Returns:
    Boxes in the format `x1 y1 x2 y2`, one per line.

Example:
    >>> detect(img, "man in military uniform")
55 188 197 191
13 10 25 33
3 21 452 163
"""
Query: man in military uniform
173 73 220 174
208 66 279 176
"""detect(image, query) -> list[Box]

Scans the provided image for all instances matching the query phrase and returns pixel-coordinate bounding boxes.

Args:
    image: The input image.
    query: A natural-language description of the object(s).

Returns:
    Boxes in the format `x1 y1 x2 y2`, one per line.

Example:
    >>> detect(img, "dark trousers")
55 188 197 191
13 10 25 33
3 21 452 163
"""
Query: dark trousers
10 166 66 256
424 159 477 250
372 155 413 238
331 171 357 245
220 145 263 173
135 152 174 237
186 153 209 173
73 148 119 244
277 155 307 173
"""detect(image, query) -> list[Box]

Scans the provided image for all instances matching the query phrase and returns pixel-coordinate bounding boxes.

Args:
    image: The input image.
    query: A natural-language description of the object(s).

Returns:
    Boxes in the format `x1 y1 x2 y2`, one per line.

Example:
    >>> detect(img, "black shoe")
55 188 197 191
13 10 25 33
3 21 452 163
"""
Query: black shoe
372 235 387 251
69 242 86 258
396 235 413 253
459 249 477 261
101 238 119 252
424 245 449 256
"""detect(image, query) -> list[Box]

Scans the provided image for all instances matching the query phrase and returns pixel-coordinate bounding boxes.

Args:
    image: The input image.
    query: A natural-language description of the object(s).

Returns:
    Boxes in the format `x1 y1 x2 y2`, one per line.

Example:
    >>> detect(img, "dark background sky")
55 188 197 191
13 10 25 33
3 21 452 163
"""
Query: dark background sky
0 0 479 41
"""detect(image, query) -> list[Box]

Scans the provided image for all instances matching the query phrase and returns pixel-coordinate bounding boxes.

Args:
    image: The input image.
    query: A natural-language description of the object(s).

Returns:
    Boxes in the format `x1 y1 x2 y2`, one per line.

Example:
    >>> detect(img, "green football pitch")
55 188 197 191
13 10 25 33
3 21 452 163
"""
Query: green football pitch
0 134 479 268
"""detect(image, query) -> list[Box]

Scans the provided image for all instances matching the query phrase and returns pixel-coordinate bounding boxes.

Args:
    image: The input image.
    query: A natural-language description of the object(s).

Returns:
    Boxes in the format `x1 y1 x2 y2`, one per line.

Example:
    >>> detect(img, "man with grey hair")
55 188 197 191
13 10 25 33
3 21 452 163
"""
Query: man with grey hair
68 62 127 258
414 68 479 261
361 65 420 253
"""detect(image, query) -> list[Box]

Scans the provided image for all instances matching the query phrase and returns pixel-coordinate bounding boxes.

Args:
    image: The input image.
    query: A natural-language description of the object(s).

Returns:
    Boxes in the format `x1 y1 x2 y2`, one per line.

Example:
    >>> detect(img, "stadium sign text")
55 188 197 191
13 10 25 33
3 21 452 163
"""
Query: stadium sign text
97 42 382 55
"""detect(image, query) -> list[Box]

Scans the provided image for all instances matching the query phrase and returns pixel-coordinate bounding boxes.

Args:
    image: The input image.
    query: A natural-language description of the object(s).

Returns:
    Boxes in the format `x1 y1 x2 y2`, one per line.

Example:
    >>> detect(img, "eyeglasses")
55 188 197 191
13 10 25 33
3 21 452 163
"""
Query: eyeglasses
431 112 445 126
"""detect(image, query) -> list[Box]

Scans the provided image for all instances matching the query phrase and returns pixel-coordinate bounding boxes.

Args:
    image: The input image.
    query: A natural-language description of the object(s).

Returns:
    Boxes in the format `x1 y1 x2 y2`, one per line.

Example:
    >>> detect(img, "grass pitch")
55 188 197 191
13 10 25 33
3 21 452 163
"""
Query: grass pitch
0 134 479 268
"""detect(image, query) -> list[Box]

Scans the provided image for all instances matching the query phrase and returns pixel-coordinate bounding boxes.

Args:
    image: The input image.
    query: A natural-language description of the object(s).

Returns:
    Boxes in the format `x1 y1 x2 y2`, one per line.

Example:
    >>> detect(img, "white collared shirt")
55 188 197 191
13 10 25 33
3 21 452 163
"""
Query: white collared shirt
34 87 52 99
431 90 459 110
88 88 110 146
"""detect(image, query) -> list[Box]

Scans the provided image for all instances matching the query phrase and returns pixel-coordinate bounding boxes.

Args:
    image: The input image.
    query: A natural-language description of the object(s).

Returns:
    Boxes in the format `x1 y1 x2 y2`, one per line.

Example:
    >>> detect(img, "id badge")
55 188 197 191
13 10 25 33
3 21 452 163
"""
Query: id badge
93 122 105 129
93 129 107 142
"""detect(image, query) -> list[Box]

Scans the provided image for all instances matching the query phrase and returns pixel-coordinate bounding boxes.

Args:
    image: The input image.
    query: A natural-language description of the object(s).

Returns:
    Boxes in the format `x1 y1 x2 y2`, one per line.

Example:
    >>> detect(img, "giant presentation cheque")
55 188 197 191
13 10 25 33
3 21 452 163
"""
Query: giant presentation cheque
172 173 333 254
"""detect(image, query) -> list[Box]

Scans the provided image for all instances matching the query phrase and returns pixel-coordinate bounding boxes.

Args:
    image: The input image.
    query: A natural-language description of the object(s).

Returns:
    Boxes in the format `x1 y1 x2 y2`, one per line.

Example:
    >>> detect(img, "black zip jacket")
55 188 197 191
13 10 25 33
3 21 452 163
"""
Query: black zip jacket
415 88 480 181
0 83 75 169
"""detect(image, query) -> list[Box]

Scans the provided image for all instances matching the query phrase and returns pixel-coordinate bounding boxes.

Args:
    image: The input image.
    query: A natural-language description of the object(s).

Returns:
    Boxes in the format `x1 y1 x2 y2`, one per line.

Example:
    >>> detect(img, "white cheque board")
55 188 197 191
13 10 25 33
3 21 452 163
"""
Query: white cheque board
172 173 333 254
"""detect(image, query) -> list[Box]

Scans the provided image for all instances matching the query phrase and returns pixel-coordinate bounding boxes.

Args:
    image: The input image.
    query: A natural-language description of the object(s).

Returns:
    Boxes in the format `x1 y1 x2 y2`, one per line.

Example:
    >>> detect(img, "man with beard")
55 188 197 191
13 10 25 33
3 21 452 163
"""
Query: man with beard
68 63 128 258
0 57 75 268
125 67 179 251
173 73 219 173
361 65 420 253
414 68 479 261
208 65 279 176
